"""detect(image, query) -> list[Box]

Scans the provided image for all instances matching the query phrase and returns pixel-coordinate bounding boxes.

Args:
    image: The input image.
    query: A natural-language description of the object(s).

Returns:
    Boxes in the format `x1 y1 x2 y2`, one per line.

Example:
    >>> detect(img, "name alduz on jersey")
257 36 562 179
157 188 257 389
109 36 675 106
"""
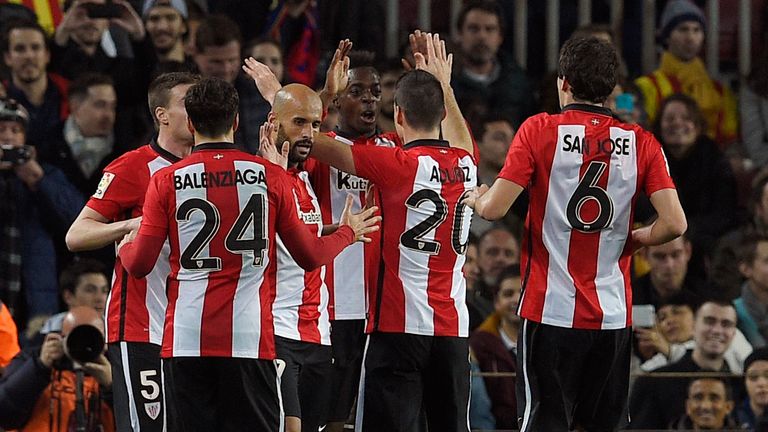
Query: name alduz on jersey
174 169 267 190
429 166 472 184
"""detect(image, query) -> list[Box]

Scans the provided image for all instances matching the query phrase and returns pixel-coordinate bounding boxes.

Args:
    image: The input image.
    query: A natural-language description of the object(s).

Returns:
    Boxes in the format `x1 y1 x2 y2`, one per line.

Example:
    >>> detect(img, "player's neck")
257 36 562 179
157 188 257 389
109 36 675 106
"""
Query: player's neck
157 131 192 159
194 131 234 146
400 128 439 145
691 348 725 371
561 93 604 109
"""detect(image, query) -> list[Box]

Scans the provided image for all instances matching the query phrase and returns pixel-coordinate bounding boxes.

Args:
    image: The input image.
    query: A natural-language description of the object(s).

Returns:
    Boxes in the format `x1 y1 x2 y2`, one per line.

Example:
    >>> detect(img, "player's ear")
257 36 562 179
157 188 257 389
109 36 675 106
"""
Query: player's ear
232 113 240 133
395 105 404 127
155 106 168 126
267 112 277 123
186 117 195 135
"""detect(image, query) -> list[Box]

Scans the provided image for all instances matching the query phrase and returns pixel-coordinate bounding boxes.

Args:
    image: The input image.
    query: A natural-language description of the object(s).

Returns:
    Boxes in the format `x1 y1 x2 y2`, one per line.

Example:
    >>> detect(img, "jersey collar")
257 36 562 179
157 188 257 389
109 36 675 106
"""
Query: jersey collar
403 139 450 150
150 135 182 163
560 103 614 118
192 142 239 152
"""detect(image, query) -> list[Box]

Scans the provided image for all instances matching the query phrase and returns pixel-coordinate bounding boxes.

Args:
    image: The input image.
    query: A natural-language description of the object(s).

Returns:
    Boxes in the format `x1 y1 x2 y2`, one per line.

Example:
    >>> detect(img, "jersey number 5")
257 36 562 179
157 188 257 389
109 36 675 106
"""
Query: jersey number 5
566 161 614 232
399 189 471 255
176 195 268 271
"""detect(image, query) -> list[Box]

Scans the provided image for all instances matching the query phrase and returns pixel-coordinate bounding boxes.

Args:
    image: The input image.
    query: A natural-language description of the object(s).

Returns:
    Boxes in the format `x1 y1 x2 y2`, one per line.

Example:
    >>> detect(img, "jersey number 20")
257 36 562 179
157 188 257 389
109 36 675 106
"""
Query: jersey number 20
399 189 470 255
176 195 268 271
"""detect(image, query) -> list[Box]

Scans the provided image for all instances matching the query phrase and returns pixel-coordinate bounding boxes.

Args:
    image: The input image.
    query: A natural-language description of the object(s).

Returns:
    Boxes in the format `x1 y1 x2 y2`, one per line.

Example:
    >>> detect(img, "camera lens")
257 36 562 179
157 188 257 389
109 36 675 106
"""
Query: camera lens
64 325 105 364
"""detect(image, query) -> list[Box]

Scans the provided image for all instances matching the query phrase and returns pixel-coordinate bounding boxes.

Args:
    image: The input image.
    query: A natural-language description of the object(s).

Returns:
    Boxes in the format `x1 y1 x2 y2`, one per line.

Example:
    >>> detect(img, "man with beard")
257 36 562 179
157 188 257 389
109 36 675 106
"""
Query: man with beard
376 59 404 133
2 19 70 162
261 84 335 432
66 72 200 431
142 0 189 66
452 0 533 128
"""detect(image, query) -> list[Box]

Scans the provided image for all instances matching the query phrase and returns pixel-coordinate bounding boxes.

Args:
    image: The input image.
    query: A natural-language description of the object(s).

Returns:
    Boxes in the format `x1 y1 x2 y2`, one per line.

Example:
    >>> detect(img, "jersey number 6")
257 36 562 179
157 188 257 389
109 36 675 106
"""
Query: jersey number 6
566 161 615 232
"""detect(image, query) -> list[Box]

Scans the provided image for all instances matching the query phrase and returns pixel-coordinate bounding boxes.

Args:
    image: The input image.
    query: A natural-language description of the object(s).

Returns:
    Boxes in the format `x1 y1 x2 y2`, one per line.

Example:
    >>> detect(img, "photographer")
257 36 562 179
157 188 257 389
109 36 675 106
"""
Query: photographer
0 259 114 431
0 97 84 327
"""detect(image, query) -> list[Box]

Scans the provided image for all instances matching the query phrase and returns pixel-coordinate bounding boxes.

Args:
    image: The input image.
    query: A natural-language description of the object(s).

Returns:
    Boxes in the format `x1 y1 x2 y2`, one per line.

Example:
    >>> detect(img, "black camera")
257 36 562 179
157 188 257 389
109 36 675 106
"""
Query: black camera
83 0 122 19
63 324 105 364
0 145 32 166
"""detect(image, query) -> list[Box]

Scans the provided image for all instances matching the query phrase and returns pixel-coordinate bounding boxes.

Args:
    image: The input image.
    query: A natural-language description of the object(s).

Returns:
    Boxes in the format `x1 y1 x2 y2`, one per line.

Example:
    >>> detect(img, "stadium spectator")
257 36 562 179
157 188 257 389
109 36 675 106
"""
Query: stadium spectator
452 0 533 129
629 300 745 429
672 377 738 430
633 236 701 308
649 93 739 280
465 36 686 432
117 77 378 432
247 38 284 84
464 235 489 331
637 293 752 373
468 350 496 430
469 265 520 430
0 259 114 431
635 0 738 146
58 73 118 196
66 72 200 432
735 235 768 348
0 300 19 372
193 14 267 153
741 46 768 168
2 19 70 163
735 347 768 429
475 227 519 303
0 97 84 327
376 58 404 133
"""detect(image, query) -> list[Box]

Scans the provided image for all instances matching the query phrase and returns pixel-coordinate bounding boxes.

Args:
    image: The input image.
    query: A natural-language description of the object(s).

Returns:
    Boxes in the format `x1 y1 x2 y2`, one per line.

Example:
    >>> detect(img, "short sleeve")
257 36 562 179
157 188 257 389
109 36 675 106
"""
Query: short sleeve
497 117 536 188
351 145 406 188
642 134 676 196
138 172 170 238
271 167 305 234
86 157 145 219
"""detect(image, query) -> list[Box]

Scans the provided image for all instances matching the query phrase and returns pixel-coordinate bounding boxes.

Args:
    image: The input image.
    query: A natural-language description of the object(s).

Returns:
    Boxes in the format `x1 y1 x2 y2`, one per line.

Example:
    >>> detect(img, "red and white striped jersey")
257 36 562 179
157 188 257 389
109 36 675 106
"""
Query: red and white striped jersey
498 104 676 330
351 139 476 337
305 131 400 320
86 141 180 345
140 143 313 359
273 169 331 345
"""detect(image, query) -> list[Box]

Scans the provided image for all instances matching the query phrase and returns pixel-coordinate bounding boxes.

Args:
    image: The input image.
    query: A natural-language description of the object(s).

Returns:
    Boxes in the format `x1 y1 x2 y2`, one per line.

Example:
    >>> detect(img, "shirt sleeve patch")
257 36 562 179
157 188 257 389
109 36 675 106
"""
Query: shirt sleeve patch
93 172 115 199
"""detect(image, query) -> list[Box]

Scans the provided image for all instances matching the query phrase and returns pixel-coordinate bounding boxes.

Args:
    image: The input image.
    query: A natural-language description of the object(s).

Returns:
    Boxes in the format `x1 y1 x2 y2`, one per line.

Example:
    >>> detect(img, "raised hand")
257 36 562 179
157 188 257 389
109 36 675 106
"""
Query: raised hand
412 31 453 86
339 195 381 243
323 39 353 97
243 57 282 105
111 0 145 40
259 120 289 169
461 184 489 210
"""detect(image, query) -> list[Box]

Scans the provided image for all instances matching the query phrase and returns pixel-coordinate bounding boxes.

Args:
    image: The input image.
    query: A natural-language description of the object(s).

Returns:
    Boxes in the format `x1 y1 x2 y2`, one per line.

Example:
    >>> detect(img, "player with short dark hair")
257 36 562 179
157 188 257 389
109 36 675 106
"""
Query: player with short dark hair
464 36 688 431
309 33 475 432
117 77 380 432
66 71 200 432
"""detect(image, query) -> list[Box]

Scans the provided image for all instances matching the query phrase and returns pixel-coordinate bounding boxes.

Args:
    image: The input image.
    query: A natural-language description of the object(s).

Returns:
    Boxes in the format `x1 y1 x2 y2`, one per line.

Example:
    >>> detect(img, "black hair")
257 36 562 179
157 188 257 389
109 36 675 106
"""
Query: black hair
194 14 241 52
557 37 618 104
184 77 239 137
687 377 733 401
651 93 707 142
1 18 48 53
393 70 445 132
59 259 107 295
68 73 114 103
348 50 376 71
457 0 506 34
148 72 200 128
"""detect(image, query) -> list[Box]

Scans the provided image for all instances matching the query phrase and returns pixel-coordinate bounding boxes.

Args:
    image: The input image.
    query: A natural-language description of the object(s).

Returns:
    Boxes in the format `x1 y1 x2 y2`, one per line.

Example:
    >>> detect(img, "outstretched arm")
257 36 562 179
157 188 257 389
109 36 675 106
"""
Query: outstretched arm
463 178 524 221
66 206 139 251
310 133 357 175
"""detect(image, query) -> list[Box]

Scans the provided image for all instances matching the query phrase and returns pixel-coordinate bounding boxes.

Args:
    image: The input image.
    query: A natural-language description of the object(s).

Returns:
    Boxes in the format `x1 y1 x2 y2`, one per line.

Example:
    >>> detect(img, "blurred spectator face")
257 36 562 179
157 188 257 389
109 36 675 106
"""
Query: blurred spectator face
660 100 699 157
0 120 25 148
463 243 480 291
479 120 514 171
163 83 195 144
379 69 400 118
70 0 110 48
754 183 768 227
458 9 503 65
145 5 187 54
335 67 381 136
63 272 109 315
478 229 519 285
693 302 737 359
746 360 768 410
250 42 284 83
657 304 694 344
495 274 521 325
4 28 49 85
667 21 704 62
740 240 768 292
685 379 733 430
644 237 691 298
72 83 116 137
194 41 241 84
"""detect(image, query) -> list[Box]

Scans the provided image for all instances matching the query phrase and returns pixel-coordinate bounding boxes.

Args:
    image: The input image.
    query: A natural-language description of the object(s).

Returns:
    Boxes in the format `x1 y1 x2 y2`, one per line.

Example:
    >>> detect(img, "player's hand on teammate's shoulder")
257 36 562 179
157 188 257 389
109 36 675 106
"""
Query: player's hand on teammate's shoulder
339 195 381 243
116 222 140 254
243 57 281 106
259 120 289 170
461 184 489 210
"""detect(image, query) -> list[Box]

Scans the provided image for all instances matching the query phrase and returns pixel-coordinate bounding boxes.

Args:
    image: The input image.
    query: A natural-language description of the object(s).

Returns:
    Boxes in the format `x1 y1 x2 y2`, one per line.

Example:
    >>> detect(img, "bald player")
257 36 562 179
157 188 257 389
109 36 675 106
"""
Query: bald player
262 84 337 432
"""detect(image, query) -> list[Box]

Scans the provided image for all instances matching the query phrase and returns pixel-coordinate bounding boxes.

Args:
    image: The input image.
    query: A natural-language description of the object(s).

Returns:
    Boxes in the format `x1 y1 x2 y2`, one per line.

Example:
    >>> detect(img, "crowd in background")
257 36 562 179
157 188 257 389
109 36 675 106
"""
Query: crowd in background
0 0 766 430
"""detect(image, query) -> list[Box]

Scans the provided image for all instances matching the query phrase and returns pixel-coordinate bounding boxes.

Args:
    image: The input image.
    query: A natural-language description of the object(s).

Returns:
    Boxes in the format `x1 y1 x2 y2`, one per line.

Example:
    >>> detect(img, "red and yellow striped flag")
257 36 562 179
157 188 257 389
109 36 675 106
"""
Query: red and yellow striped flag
1 0 64 34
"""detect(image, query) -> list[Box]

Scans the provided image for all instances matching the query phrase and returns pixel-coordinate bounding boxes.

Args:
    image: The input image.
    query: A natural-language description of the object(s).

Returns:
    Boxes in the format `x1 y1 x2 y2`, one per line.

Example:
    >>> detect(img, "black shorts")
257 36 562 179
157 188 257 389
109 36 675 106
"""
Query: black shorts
327 319 366 422
356 332 470 432
162 356 283 432
275 336 333 430
517 319 631 432
107 342 165 431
